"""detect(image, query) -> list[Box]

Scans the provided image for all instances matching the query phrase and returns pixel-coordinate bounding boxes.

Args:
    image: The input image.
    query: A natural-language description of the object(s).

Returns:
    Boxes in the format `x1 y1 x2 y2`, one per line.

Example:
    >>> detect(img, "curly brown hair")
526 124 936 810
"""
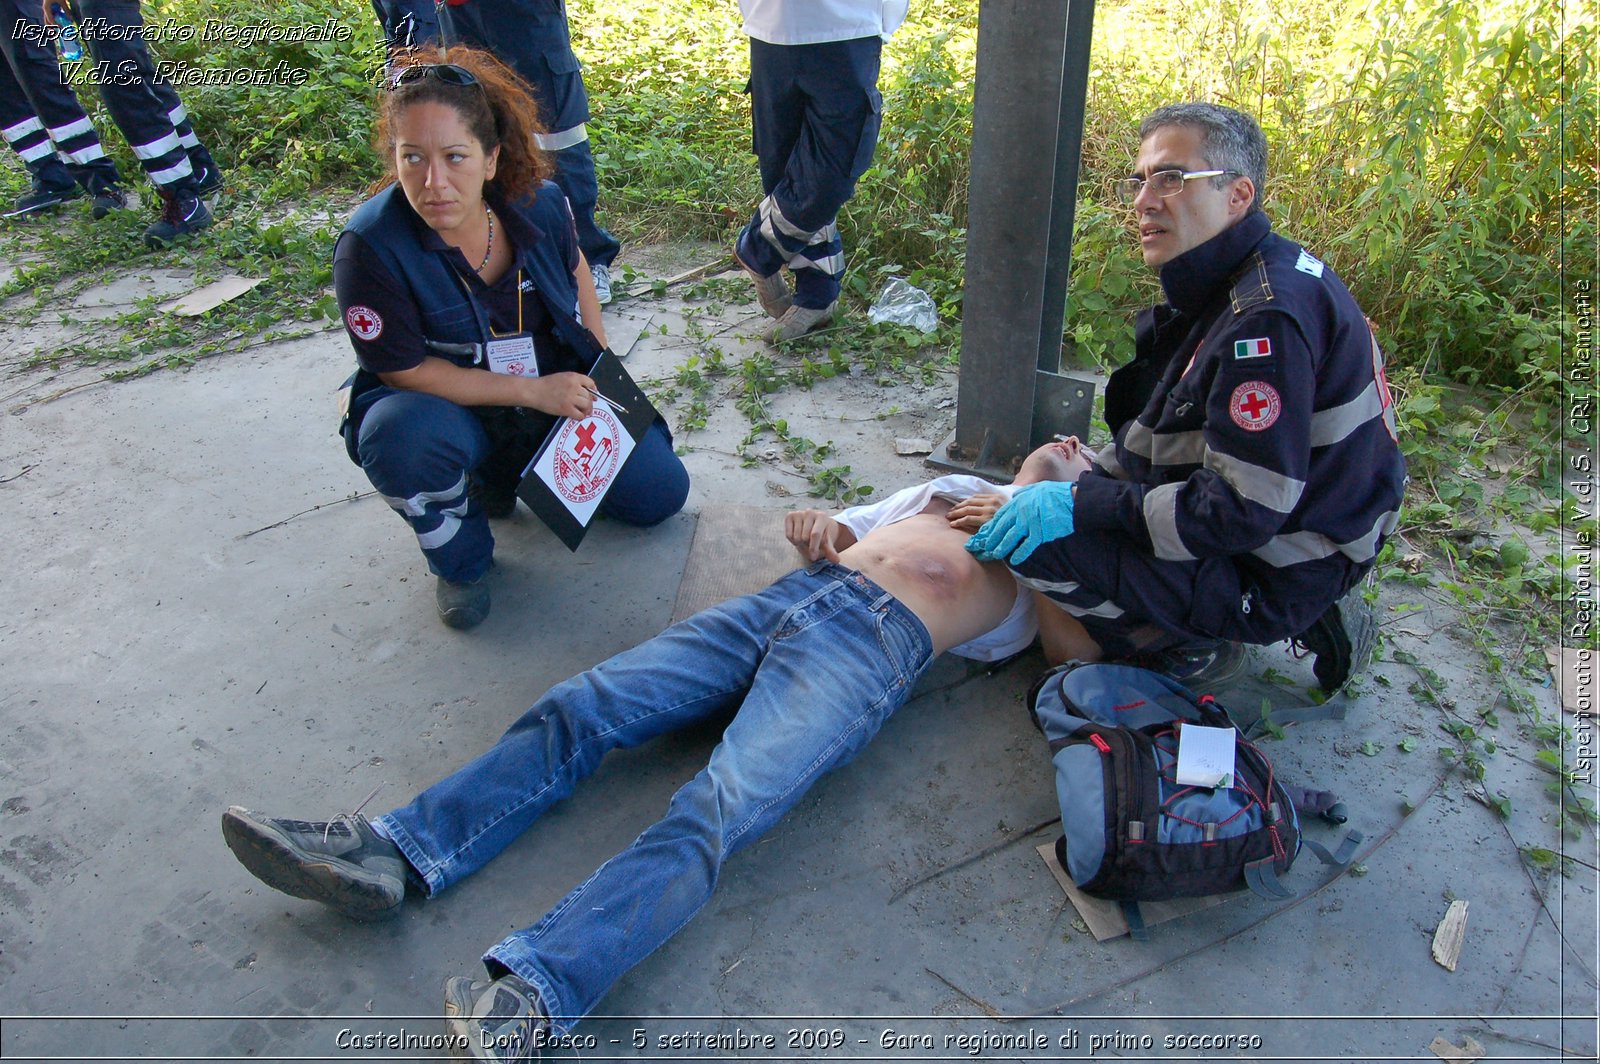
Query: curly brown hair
371 45 554 202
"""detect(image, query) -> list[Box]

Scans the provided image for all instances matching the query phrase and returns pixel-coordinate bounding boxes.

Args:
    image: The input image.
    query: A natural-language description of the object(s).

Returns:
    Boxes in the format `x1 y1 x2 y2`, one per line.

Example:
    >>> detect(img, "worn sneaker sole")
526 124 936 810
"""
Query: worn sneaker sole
1334 594 1378 693
221 807 403 921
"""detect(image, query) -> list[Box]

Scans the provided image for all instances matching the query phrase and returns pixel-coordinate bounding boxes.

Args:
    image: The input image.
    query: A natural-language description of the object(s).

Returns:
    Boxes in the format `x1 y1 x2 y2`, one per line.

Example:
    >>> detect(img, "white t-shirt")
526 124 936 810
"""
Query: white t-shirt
739 0 909 45
834 475 1036 662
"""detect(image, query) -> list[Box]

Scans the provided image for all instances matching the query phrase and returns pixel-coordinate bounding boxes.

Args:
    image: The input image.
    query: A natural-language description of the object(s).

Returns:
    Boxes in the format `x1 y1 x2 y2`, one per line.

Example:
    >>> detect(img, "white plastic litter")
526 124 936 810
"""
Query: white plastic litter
868 278 938 333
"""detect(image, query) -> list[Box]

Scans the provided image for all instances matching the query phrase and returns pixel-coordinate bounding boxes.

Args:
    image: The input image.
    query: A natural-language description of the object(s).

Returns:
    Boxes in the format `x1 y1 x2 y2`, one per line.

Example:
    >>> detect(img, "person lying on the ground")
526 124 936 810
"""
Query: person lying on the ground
221 439 1093 1062
969 103 1407 694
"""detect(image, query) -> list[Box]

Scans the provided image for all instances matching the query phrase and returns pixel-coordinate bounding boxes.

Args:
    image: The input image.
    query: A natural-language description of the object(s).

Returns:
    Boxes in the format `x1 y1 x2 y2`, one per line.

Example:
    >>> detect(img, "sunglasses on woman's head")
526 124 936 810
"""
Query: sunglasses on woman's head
388 63 480 90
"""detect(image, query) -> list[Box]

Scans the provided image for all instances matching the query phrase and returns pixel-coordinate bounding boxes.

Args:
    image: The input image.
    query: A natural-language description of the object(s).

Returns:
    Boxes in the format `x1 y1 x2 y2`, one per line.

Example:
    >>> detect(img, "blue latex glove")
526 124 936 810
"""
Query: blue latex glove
965 481 1076 564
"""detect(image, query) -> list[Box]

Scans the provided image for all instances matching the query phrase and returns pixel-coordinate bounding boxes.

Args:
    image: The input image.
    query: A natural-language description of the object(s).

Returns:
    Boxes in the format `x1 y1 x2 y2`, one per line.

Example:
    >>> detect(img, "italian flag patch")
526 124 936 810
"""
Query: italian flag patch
1234 337 1272 359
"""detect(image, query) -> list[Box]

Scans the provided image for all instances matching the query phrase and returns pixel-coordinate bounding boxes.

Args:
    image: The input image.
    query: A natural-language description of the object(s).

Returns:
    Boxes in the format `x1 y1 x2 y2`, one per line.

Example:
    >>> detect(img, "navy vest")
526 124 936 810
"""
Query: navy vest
339 181 599 373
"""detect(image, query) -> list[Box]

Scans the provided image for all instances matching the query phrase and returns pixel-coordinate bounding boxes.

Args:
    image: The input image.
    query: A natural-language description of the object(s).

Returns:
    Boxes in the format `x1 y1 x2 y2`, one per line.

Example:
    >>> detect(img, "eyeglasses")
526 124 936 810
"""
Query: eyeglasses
1115 169 1240 205
388 63 480 91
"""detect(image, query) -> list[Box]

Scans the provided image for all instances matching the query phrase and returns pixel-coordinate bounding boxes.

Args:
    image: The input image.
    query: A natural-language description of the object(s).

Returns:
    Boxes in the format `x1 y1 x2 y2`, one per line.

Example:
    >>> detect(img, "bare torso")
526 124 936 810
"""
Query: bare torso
836 498 1019 655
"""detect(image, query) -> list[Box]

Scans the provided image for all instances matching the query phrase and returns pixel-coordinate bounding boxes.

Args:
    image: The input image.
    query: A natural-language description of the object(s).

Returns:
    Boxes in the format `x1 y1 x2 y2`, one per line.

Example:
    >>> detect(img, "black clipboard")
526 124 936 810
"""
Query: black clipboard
515 348 659 551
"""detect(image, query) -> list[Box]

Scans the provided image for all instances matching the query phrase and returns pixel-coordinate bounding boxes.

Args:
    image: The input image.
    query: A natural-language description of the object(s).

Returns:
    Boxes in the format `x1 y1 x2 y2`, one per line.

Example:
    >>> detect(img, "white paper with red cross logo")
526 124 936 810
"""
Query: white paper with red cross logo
527 405 637 528
517 348 658 551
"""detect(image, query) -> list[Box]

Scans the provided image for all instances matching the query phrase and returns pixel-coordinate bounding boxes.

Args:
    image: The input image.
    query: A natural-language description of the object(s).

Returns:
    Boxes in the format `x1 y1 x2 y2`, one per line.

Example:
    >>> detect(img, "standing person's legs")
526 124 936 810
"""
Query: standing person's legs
370 0 440 54
76 1 193 190
439 0 622 281
0 58 78 211
76 0 213 242
140 71 221 192
477 566 933 1027
548 138 619 272
737 36 882 327
0 0 122 207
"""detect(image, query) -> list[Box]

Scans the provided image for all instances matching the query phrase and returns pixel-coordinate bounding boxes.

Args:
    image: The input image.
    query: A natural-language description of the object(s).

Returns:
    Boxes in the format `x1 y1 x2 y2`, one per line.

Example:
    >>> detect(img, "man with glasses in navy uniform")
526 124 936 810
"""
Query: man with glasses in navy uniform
969 103 1407 697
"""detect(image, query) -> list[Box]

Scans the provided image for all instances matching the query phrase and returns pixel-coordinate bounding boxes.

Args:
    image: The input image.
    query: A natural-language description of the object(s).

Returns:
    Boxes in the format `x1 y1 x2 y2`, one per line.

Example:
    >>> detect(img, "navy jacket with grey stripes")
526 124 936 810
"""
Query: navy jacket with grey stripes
1074 211 1407 640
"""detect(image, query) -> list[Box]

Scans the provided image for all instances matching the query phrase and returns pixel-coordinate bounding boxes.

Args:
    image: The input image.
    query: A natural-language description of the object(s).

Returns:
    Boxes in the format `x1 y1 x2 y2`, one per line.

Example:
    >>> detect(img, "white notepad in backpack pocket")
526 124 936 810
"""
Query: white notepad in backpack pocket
527 401 637 528
1174 724 1237 789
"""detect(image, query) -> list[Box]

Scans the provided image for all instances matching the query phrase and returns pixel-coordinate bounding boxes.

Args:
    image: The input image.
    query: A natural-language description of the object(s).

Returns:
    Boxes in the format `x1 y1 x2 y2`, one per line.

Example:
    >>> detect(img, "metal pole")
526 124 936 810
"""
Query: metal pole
933 0 1097 480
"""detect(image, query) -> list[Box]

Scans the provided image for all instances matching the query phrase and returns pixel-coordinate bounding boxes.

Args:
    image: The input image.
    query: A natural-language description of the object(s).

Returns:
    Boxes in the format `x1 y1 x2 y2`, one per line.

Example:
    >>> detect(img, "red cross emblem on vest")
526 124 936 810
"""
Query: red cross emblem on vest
344 305 383 341
1229 381 1282 431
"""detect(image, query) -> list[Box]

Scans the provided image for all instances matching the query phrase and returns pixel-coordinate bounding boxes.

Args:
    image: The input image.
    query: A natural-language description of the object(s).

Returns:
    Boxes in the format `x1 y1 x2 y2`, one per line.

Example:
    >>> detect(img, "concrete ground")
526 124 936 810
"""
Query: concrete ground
1 242 1595 1062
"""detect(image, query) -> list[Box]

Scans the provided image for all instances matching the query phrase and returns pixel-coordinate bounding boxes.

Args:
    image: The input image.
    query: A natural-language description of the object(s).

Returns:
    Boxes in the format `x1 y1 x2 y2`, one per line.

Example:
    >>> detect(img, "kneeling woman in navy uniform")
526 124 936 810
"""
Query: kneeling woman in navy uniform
334 48 689 630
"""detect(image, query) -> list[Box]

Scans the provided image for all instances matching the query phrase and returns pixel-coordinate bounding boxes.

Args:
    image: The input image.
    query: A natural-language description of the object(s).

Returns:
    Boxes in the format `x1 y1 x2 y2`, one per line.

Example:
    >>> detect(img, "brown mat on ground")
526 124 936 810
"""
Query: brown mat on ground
671 506 801 624
1038 843 1229 941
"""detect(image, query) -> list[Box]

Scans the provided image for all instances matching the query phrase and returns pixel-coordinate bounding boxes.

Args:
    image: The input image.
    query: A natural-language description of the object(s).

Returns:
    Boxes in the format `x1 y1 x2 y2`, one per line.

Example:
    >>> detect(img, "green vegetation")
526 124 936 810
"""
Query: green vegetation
4 0 1587 411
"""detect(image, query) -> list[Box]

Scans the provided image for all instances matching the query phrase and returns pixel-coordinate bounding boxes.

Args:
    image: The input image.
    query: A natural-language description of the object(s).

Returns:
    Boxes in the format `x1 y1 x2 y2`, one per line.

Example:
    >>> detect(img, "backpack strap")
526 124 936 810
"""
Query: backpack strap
1243 856 1297 899
1120 900 1150 942
1302 829 1364 867
1243 829 1364 899
1243 695 1349 740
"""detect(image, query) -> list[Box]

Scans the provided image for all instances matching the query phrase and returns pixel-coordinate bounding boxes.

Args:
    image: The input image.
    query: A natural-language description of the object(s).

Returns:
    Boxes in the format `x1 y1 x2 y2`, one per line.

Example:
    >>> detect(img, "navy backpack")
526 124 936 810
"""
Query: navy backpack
1029 663 1361 937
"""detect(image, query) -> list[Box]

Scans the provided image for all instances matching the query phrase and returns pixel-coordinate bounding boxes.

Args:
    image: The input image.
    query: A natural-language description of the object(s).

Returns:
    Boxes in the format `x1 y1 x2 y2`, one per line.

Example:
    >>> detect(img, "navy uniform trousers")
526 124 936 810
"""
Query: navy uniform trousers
75 0 210 193
0 1 119 194
1 0 210 196
735 35 883 310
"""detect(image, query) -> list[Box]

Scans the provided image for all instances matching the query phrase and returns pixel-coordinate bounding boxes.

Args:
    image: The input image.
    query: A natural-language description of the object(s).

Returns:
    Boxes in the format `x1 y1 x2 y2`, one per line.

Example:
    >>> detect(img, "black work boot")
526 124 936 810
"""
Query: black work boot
144 187 213 247
1294 591 1377 694
90 184 128 220
4 182 82 218
1133 638 1248 691
187 147 224 195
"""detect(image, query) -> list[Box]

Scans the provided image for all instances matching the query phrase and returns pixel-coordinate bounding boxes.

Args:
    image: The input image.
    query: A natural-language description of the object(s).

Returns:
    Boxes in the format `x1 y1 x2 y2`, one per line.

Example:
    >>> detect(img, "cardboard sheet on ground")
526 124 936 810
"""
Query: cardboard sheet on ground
671 506 800 624
1544 646 1595 715
1038 843 1228 941
159 275 265 317
517 349 658 551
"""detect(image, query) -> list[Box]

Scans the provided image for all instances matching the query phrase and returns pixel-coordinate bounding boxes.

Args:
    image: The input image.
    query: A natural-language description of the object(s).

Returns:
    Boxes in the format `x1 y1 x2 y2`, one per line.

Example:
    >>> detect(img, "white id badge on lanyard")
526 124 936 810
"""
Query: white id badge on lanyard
485 334 537 377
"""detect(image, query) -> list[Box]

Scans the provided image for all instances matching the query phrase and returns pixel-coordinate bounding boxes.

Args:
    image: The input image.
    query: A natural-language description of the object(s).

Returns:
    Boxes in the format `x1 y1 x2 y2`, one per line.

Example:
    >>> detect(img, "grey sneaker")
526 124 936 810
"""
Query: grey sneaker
444 974 545 1062
765 301 836 343
220 807 407 921
735 247 792 319
590 262 612 305
1294 590 1377 694
437 572 491 629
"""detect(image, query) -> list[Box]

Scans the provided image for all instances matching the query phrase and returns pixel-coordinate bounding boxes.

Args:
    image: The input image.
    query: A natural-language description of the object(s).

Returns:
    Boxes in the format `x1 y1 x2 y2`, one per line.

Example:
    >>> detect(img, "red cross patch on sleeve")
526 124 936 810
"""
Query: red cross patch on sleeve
344 305 383 342
1229 381 1282 431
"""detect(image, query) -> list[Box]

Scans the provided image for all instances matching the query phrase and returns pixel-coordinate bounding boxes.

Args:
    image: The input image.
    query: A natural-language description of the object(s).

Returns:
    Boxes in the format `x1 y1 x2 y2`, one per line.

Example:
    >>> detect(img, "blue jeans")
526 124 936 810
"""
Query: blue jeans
357 389 690 582
375 563 934 1022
